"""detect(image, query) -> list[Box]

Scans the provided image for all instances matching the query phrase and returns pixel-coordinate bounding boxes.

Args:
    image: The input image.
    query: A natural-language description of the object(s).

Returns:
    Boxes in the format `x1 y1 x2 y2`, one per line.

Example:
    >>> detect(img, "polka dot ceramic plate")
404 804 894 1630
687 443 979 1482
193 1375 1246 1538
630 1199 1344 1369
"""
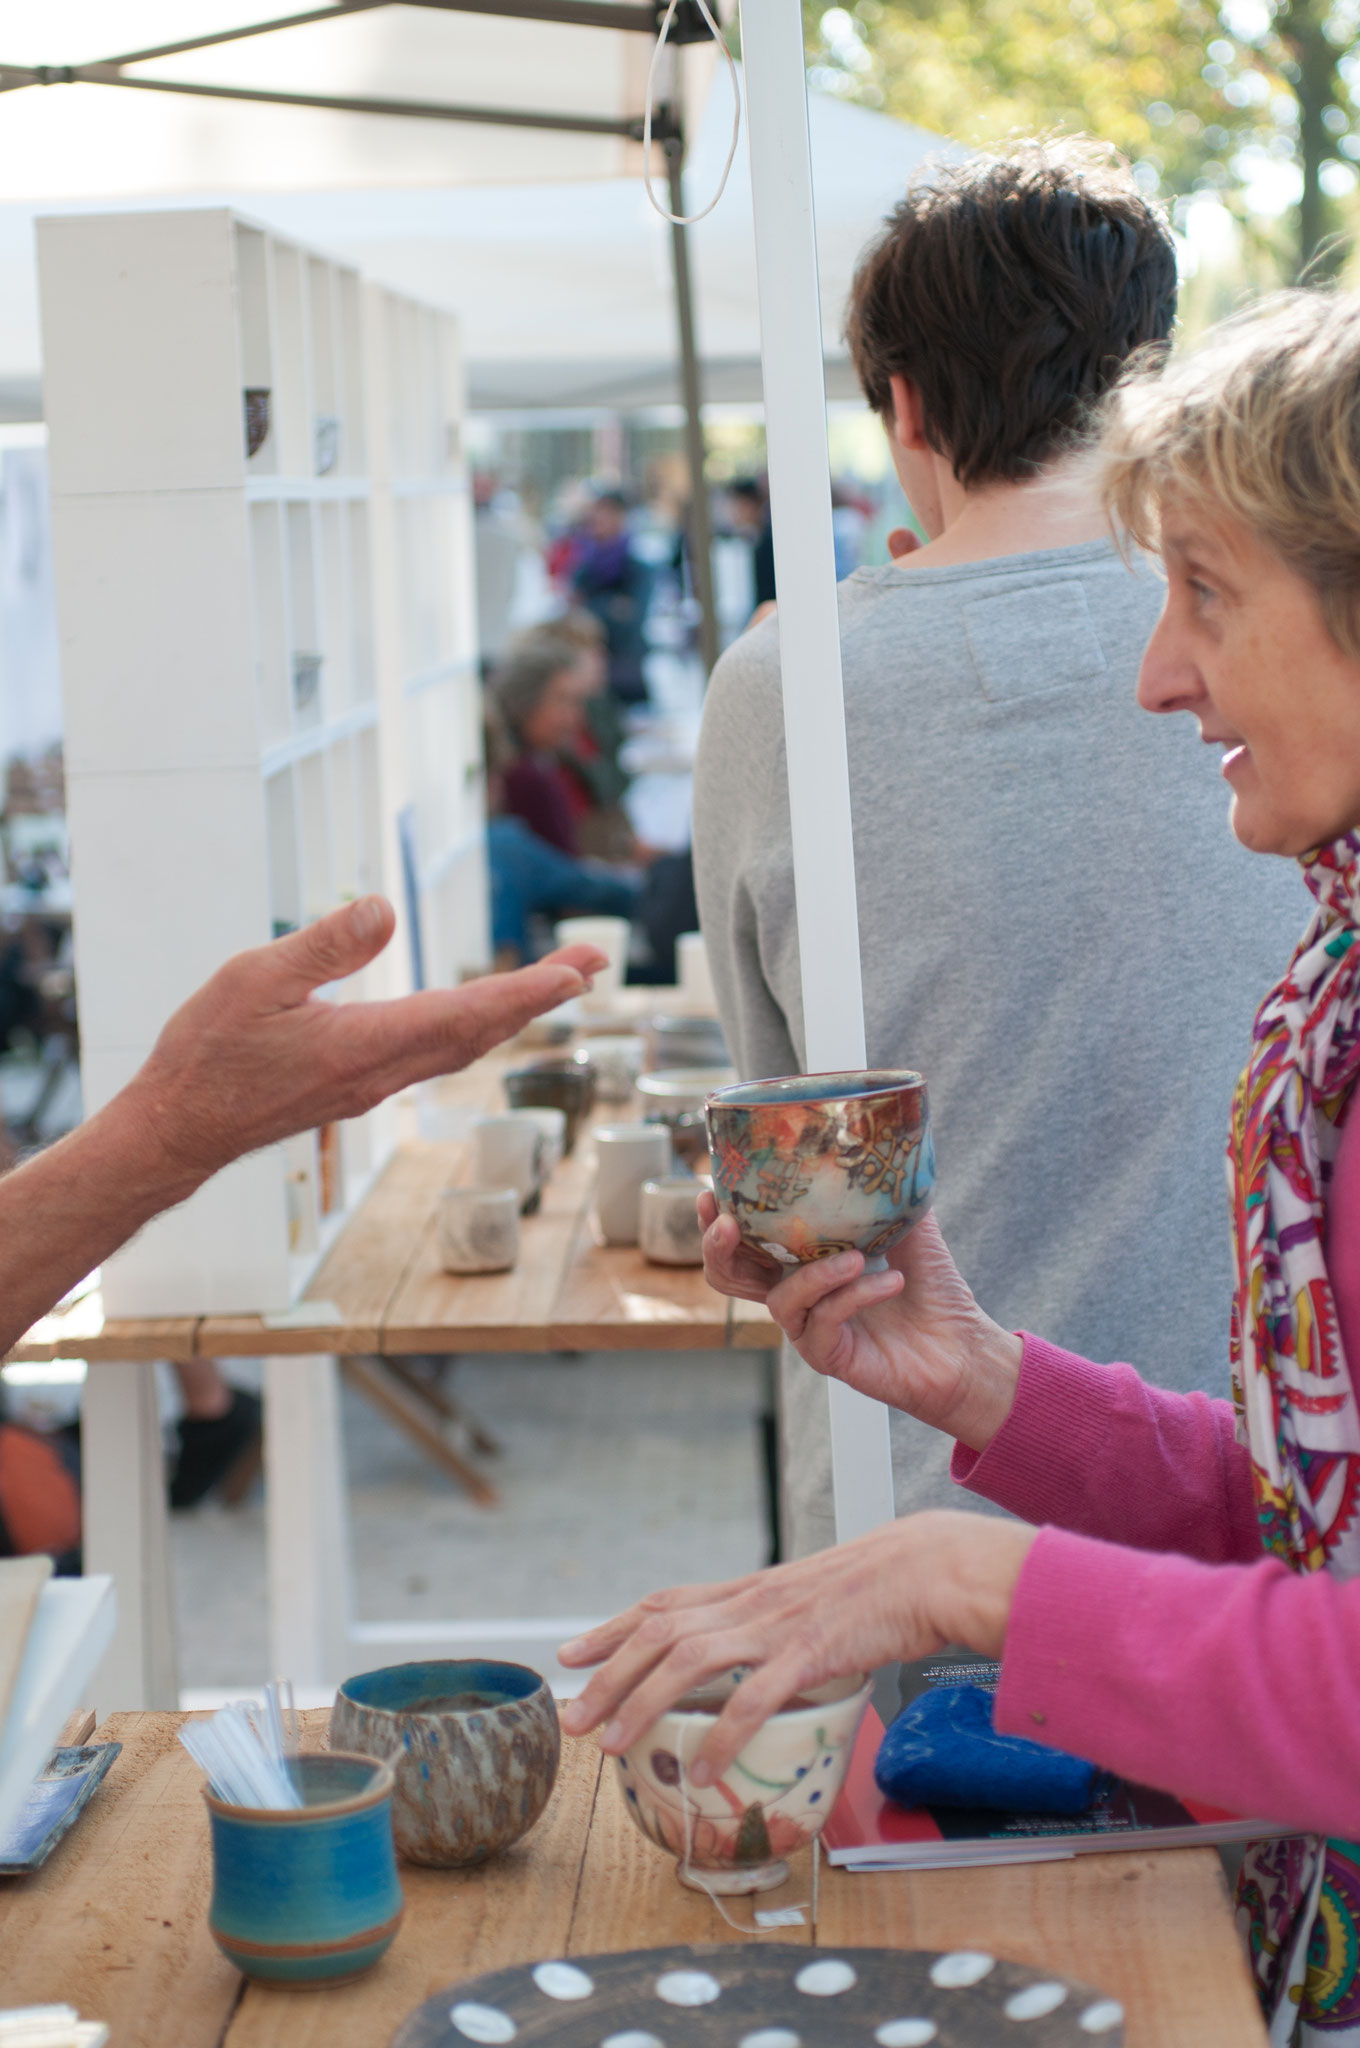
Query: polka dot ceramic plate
389 1943 1124 2047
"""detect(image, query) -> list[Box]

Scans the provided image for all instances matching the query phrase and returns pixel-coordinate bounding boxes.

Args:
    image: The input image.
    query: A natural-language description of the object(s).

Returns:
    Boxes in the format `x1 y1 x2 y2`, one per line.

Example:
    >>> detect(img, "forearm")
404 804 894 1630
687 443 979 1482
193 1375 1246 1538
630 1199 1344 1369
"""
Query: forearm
953 1333 1260 1563
0 1090 200 1356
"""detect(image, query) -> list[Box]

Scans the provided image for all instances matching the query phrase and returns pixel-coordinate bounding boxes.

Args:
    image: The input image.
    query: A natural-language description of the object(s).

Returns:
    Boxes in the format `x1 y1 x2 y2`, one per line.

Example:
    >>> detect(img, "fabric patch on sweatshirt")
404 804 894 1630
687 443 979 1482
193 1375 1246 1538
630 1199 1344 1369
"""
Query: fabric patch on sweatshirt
963 581 1109 701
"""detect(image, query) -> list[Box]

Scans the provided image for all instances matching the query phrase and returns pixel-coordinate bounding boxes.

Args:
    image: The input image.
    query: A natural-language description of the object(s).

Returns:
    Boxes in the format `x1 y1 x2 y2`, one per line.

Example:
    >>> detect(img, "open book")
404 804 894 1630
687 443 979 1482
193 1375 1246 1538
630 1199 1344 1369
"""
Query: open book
824 1701 1288 1872
0 1562 116 1850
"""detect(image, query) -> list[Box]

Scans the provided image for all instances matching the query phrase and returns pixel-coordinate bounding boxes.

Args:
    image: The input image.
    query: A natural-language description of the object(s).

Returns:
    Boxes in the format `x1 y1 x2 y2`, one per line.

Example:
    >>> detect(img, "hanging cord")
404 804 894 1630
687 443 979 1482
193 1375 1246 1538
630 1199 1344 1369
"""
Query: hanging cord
676 1718 821 1937
642 0 741 226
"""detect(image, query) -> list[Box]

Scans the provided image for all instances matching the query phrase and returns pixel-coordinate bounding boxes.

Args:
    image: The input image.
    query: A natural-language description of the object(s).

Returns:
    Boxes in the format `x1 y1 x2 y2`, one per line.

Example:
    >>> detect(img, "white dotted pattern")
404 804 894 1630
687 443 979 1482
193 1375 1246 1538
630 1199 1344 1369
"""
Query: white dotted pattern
874 2023 939 2046
1079 1999 1126 2034
1005 1983 1068 2022
929 1951 996 1989
654 1970 722 2008
450 2003 517 2044
600 2034 665 2048
533 1963 595 2002
739 2031 802 2048
794 1959 858 1997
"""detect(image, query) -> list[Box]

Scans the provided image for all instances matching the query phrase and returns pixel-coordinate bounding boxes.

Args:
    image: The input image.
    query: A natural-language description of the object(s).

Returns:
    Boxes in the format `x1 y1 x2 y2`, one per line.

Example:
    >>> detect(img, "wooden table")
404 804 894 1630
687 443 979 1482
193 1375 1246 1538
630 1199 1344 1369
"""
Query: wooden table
0 1710 1268 2048
8 1040 777 1709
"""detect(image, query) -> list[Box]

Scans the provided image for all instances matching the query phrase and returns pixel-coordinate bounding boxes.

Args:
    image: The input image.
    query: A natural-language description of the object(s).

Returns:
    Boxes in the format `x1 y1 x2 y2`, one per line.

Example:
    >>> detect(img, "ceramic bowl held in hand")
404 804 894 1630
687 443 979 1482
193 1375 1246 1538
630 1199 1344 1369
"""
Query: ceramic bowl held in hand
330 1660 560 1868
615 1671 871 1894
706 1069 935 1267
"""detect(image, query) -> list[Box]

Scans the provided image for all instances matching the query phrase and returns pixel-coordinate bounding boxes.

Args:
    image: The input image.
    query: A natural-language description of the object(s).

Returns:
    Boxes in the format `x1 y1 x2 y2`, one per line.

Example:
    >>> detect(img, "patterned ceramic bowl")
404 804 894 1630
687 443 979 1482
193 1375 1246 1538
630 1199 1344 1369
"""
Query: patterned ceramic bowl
705 1069 934 1267
615 1671 871 1894
330 1659 560 1868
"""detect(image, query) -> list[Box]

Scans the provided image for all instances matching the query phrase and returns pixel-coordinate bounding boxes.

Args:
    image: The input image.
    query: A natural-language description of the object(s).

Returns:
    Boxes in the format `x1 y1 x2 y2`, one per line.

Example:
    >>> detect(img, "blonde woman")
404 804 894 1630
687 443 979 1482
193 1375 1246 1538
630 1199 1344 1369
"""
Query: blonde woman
561 291 1360 2044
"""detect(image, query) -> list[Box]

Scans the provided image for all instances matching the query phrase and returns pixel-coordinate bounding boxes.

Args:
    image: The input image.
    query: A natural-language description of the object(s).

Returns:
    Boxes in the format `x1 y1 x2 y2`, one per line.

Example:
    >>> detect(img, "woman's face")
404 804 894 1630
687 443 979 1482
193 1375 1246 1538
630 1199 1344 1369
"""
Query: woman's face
522 668 587 752
1138 504 1360 856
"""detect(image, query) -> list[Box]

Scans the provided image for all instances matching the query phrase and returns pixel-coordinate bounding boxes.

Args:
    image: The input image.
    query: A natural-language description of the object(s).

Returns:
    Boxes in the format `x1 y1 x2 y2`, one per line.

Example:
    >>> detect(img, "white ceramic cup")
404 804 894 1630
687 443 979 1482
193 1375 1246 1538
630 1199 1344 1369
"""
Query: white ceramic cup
473 1114 543 1212
555 915 630 1011
676 931 716 1009
437 1187 520 1274
514 1104 567 1178
582 1034 645 1104
639 1175 707 1266
595 1124 673 1246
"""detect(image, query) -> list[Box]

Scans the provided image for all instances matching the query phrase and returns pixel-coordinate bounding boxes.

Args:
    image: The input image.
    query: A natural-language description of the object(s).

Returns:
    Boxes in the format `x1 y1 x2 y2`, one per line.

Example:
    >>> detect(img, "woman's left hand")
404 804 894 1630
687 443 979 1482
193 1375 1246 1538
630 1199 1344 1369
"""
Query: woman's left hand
558 1511 1038 1785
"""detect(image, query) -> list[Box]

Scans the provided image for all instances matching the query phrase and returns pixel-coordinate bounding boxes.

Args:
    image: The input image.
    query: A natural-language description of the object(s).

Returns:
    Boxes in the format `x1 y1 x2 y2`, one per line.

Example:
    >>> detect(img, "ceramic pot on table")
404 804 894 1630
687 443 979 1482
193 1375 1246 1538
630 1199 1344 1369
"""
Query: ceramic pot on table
330 1659 560 1867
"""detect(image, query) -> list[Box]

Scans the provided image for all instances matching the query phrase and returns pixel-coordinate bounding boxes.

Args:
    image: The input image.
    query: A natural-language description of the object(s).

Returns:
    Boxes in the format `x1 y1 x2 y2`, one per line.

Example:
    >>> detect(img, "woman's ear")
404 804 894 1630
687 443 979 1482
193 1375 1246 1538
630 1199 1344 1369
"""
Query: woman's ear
888 373 931 454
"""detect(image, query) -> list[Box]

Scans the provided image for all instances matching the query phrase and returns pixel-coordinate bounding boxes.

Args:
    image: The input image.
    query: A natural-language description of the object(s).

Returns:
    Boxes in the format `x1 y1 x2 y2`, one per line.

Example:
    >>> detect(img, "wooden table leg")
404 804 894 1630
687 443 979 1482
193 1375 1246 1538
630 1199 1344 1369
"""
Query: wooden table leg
82 1359 179 1710
340 1354 499 1506
263 1354 354 1690
384 1354 503 1459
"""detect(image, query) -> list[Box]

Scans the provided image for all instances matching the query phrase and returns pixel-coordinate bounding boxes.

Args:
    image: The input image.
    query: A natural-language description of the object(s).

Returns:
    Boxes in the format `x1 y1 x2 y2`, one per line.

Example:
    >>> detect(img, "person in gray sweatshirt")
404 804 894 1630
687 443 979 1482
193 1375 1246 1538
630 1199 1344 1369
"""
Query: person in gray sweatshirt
692 140 1304 1556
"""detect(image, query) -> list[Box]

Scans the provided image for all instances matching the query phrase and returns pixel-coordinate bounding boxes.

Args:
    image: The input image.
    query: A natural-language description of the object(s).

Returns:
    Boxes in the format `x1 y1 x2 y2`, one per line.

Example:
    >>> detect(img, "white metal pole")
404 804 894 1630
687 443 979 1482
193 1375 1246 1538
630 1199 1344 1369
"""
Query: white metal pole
738 2 895 1542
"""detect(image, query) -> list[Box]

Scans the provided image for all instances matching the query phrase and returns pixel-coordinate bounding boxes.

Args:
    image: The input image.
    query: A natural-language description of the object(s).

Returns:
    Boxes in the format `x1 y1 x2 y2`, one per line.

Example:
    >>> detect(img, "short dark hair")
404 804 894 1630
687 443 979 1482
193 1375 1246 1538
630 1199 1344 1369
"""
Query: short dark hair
844 139 1177 487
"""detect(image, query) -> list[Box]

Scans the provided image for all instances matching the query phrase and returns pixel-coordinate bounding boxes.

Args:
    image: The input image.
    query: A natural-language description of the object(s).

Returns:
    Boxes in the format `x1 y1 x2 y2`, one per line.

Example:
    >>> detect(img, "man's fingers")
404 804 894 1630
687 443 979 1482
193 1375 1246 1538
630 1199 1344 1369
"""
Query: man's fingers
340 958 594 1084
256 897 396 1008
538 942 609 979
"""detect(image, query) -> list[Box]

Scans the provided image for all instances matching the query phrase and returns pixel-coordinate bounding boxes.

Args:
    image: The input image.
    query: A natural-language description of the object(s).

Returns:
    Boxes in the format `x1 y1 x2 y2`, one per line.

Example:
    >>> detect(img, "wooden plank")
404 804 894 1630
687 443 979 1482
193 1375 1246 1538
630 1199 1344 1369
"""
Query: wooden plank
6 1298 198 1366
566 1755 814 1951
551 1236 735 1351
813 1848 1266 2048
340 1355 498 1504
0 1710 240 2048
198 1144 461 1358
224 1731 605 2048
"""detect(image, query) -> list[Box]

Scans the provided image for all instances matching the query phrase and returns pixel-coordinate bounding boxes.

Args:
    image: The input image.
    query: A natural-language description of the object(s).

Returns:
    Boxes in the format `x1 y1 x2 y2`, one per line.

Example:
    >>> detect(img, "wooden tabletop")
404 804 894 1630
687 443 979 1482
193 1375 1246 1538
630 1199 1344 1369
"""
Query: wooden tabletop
0 1709 1267 2047
8 1042 777 1367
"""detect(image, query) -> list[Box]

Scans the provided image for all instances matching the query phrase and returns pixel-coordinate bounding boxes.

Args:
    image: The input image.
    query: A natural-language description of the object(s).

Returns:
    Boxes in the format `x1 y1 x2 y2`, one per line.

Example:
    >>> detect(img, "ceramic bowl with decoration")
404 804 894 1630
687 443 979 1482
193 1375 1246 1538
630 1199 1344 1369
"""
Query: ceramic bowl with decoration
614 1670 871 1894
705 1069 934 1268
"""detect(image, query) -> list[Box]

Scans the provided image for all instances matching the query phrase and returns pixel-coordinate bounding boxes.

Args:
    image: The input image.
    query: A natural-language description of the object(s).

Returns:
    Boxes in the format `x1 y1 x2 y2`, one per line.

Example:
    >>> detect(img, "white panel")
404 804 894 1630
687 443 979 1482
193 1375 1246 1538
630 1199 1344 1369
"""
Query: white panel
51 491 257 776
67 766 269 1046
37 212 243 497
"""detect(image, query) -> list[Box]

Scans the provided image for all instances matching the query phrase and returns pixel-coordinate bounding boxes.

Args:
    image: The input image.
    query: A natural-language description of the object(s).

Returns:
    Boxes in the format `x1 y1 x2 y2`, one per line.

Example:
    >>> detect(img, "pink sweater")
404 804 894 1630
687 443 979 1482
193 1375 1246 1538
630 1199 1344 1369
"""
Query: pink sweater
952 1110 1360 1836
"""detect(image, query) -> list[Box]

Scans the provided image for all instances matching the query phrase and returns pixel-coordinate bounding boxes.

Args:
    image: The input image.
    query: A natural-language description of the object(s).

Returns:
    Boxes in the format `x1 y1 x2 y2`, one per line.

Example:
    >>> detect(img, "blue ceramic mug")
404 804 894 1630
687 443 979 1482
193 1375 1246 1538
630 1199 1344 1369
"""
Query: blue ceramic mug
205 1751 402 1987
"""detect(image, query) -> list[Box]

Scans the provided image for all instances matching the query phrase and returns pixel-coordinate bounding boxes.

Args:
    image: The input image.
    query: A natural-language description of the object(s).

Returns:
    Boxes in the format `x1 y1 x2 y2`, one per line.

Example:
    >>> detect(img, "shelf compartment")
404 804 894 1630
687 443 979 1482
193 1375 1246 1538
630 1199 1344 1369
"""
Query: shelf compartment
235 224 276 476
296 749 332 921
317 499 350 712
264 767 302 936
249 500 290 750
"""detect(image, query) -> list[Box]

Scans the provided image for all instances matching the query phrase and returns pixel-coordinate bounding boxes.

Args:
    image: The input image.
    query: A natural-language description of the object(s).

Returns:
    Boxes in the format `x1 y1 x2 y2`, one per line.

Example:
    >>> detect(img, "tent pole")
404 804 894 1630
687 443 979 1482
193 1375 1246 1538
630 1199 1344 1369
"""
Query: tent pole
739 0 895 1543
664 136 720 679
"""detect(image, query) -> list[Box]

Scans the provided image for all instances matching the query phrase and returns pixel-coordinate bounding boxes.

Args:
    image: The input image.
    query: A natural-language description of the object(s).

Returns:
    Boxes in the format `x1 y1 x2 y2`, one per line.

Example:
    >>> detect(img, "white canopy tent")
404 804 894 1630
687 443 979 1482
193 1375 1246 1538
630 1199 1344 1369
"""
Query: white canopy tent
0 0 896 1544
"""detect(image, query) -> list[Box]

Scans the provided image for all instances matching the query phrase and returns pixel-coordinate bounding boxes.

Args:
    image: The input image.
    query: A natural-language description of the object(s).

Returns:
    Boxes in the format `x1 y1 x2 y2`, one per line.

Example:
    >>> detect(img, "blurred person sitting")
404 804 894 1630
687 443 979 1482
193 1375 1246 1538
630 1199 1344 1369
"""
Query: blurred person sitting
510 613 634 855
485 640 639 963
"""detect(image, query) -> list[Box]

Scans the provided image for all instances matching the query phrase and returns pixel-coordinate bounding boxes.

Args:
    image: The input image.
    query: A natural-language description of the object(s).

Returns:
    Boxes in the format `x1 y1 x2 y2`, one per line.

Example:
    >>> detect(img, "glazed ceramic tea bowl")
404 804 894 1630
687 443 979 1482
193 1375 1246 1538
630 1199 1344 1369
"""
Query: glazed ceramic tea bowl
705 1069 934 1268
330 1659 559 1868
615 1670 871 1894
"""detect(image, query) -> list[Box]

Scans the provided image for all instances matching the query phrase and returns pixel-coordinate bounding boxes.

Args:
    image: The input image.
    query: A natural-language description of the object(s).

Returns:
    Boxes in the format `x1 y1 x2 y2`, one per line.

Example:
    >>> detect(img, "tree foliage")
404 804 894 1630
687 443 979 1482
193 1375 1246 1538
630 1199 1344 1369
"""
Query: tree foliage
802 0 1360 272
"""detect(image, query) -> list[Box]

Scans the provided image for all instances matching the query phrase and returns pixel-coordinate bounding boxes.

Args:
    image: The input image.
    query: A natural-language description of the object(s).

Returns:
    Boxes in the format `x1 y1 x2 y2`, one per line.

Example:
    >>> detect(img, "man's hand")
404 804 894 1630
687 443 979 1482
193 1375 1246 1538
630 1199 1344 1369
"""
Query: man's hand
121 895 603 1196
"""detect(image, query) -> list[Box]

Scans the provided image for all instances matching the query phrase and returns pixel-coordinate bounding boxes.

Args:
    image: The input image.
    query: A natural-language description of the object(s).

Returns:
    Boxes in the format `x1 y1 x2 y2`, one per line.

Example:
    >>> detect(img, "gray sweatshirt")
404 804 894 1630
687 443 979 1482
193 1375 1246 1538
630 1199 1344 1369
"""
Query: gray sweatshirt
693 541 1306 1554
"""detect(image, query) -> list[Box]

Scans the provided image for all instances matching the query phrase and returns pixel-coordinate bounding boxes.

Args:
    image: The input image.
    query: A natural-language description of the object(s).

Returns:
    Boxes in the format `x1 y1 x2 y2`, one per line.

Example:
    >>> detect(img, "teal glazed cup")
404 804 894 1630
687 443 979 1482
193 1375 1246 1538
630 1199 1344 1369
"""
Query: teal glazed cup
205 1752 402 1988
330 1659 560 1867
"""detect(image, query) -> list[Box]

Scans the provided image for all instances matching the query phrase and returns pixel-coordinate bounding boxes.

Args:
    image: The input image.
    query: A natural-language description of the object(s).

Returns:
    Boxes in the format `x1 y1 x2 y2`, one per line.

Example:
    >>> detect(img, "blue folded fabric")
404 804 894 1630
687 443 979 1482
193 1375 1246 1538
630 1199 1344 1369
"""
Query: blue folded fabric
874 1685 1099 1815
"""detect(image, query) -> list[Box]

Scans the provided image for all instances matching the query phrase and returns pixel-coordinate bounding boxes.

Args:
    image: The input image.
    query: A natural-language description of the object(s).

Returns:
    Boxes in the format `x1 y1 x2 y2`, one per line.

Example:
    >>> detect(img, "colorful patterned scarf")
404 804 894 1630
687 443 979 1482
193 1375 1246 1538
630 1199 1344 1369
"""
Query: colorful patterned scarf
1229 830 1360 2043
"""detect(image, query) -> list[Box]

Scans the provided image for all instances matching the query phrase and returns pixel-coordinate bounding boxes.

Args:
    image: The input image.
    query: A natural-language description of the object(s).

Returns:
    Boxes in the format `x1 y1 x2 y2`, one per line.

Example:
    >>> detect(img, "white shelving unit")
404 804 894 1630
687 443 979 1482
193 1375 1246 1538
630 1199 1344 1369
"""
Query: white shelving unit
38 209 487 1317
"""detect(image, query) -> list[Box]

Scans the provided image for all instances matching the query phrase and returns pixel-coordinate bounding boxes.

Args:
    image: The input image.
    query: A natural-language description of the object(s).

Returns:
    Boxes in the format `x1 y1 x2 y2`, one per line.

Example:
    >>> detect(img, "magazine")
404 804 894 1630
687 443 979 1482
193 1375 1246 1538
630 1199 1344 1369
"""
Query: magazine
824 1673 1290 1871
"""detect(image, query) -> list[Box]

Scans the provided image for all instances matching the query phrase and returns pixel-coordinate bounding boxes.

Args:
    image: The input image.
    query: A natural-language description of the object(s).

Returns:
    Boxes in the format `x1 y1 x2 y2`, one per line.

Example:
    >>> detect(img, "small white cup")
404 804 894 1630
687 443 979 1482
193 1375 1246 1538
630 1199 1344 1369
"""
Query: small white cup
639 1175 707 1266
676 931 716 1009
513 1104 567 1178
555 915 630 1011
583 1034 645 1104
595 1124 673 1246
437 1187 520 1274
473 1114 543 1213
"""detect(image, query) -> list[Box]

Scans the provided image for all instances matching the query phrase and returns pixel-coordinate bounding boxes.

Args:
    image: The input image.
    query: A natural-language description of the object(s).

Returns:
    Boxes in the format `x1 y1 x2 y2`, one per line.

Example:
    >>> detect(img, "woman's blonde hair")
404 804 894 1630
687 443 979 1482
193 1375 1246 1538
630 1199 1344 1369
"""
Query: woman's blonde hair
1099 288 1360 657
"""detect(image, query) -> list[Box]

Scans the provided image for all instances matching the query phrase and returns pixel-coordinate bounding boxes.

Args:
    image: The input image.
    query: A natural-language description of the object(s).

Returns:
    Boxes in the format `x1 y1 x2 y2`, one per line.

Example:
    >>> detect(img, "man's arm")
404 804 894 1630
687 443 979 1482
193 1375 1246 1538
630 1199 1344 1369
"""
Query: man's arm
1 895 600 1358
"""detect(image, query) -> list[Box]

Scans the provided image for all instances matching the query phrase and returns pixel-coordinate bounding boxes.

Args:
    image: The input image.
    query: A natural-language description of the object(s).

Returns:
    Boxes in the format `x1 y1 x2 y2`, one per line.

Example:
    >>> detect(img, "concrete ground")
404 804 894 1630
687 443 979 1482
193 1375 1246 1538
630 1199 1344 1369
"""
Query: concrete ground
169 1349 771 1694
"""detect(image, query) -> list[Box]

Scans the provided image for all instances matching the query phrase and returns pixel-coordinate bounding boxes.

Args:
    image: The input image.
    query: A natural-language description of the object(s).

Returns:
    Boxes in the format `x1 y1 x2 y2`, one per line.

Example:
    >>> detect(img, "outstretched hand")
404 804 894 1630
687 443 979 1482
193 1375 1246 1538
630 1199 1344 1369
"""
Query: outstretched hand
123 895 604 1192
697 1190 1022 1455
559 1511 1036 1785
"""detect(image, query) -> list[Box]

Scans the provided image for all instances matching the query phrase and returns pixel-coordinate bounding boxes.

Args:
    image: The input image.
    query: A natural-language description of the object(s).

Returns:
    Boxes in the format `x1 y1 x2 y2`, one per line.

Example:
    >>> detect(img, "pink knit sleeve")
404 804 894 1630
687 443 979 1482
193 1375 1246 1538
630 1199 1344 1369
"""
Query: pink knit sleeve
994 1527 1360 1835
951 1333 1260 1563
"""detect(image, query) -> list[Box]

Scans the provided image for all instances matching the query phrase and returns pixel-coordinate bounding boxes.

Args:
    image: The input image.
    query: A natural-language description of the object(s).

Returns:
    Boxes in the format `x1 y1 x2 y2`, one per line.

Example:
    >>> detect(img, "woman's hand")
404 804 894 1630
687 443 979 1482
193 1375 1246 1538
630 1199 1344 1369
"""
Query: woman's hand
559 1511 1037 1784
699 1193 1022 1453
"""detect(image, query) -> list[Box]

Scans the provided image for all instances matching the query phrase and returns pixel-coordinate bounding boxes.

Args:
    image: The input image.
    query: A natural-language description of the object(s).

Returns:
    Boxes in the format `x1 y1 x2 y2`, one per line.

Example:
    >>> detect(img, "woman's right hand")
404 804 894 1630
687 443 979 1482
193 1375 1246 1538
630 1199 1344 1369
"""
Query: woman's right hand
698 1195 1022 1453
